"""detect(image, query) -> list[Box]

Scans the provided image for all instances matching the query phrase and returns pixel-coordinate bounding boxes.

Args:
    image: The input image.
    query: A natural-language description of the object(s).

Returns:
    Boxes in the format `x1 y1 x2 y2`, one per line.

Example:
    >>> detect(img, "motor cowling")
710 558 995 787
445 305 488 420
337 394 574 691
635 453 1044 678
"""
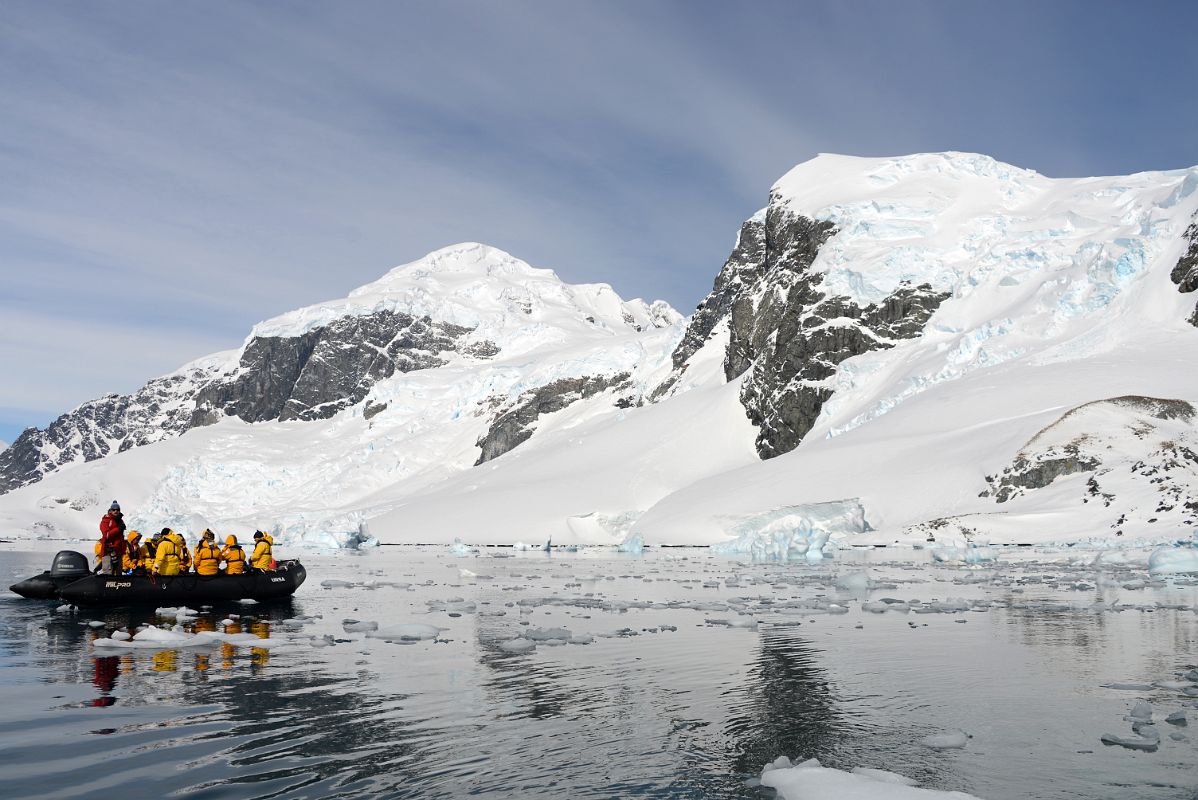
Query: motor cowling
50 550 90 577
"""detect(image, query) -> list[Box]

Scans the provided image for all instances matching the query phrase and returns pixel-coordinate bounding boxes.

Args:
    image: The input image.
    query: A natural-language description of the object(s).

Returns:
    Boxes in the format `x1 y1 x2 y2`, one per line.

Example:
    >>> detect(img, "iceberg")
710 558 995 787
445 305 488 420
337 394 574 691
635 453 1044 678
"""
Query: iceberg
617 533 645 554
1148 544 1198 575
760 756 984 799
711 501 866 561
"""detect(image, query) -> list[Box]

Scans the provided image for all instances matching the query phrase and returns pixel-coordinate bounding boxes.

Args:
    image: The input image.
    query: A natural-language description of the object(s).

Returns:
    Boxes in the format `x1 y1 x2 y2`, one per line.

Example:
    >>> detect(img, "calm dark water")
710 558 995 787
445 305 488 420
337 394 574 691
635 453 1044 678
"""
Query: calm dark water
1 545 1196 799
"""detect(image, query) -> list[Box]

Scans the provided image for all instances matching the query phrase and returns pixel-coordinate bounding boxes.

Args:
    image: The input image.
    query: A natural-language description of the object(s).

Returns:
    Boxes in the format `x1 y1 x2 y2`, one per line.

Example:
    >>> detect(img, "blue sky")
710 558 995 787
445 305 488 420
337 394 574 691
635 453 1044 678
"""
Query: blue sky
3 0 1197 444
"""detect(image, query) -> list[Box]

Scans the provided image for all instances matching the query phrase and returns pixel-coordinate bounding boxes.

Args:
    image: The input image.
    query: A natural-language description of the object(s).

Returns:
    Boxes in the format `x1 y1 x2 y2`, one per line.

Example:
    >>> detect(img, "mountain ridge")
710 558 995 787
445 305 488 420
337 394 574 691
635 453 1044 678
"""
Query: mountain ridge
3 152 1198 549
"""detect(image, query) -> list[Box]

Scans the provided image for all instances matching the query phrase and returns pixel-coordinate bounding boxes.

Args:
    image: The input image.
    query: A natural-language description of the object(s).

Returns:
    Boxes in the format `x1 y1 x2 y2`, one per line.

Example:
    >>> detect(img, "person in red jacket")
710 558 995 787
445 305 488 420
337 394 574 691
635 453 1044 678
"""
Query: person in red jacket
98 501 127 575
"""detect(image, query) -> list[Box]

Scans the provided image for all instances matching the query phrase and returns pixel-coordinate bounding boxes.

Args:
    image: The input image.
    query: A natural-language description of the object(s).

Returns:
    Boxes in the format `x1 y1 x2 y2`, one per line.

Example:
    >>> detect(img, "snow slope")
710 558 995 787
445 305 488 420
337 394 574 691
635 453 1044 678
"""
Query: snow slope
2 154 1197 550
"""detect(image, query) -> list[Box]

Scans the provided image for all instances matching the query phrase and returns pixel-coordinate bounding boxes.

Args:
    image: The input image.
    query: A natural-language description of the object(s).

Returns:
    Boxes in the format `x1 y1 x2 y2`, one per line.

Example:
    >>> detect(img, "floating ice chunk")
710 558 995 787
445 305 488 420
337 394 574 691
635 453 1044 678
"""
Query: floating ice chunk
760 757 984 799
1166 711 1187 726
342 619 379 633
1102 683 1154 691
321 579 355 588
729 617 759 629
1148 546 1198 575
365 623 443 641
568 634 594 645
55 604 74 613
109 630 131 641
459 568 477 579
237 599 258 605
448 538 471 557
1127 701 1153 722
499 638 536 653
87 620 106 629
835 572 870 592
919 729 968 749
524 626 572 641
1100 732 1158 751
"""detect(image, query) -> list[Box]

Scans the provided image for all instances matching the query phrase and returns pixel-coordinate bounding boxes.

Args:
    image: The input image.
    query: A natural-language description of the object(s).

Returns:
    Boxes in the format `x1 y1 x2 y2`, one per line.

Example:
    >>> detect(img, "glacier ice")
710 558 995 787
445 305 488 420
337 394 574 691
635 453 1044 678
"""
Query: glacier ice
1148 544 1198 575
711 501 865 561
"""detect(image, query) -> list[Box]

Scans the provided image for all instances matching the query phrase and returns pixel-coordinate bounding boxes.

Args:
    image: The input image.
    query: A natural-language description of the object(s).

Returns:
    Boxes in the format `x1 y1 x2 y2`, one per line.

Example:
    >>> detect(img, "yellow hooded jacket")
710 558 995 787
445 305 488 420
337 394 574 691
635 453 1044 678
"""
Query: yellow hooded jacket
153 532 183 576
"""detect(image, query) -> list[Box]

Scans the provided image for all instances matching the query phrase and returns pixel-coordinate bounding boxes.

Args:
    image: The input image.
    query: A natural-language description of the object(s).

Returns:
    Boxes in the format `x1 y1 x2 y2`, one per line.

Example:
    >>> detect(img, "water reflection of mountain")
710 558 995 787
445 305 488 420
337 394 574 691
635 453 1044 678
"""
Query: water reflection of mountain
721 626 843 774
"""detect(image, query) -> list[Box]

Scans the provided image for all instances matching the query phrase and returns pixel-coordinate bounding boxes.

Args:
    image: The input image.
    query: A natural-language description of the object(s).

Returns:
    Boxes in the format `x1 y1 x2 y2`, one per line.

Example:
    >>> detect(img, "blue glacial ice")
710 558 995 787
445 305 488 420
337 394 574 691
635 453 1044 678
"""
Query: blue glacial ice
711 501 866 561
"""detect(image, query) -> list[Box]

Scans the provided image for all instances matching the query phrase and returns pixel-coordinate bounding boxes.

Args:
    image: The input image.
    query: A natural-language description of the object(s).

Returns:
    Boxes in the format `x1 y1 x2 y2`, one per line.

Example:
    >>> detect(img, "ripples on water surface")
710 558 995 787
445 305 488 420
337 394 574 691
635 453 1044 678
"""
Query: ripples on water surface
1 546 1196 799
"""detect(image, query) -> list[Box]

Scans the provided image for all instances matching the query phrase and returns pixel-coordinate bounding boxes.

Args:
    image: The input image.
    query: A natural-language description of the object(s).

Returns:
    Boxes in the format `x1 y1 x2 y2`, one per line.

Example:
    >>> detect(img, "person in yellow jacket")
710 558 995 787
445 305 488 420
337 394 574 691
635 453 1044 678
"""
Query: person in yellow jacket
123 531 143 572
194 529 222 576
141 534 158 570
152 528 183 576
92 539 104 572
222 535 247 575
250 530 274 571
179 537 192 573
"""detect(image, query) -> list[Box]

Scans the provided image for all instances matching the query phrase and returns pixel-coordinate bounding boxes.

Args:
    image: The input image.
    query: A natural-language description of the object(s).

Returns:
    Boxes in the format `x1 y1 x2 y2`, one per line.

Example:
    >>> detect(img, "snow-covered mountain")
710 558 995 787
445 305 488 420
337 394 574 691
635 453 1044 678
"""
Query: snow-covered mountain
3 153 1198 550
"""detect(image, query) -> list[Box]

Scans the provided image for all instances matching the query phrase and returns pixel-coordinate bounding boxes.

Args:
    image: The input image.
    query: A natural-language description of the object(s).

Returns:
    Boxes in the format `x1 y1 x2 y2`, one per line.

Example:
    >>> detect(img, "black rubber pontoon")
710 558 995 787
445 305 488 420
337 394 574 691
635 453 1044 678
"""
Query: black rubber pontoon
10 550 306 606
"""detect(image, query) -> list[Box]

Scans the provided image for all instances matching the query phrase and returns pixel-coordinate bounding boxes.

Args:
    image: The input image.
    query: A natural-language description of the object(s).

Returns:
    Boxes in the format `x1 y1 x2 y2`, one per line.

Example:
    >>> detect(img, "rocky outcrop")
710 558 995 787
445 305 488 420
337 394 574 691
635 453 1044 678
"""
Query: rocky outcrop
0 363 227 494
475 373 632 465
662 202 950 459
192 311 480 425
0 310 499 495
980 397 1198 531
1169 220 1198 325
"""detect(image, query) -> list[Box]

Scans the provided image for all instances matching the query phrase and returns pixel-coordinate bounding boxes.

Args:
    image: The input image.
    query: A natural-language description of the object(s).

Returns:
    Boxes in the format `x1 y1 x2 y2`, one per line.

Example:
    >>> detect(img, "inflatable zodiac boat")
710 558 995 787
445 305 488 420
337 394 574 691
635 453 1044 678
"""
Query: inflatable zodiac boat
10 550 306 606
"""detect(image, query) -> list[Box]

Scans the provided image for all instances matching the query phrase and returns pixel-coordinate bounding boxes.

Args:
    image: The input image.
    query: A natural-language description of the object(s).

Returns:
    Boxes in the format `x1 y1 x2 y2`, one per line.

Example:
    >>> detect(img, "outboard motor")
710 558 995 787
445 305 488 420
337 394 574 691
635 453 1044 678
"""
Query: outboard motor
50 550 90 578
9 550 91 600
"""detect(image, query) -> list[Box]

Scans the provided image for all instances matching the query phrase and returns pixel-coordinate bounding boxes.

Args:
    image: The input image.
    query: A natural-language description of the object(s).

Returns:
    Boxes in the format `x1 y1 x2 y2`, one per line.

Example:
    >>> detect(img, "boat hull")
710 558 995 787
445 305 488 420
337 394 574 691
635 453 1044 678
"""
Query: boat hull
52 561 306 606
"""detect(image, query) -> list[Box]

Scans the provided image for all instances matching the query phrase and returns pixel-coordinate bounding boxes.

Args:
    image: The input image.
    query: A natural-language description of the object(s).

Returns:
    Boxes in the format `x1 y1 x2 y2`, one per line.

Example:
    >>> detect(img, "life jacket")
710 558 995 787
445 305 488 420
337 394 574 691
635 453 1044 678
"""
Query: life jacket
194 540 222 576
179 542 192 572
123 533 143 571
222 544 246 575
142 539 158 564
251 538 273 570
153 535 182 576
93 539 104 568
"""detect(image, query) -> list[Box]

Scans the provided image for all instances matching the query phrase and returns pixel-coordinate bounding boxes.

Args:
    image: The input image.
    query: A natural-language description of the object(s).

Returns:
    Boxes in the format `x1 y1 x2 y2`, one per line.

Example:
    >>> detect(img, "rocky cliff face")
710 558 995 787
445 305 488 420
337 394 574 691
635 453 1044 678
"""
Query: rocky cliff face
0 310 495 495
1169 219 1198 325
665 201 949 459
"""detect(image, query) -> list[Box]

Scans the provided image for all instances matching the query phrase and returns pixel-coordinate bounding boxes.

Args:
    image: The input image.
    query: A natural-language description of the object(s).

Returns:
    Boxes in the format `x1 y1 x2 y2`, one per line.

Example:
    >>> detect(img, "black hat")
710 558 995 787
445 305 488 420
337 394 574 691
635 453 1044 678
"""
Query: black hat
159 527 170 536
253 530 264 539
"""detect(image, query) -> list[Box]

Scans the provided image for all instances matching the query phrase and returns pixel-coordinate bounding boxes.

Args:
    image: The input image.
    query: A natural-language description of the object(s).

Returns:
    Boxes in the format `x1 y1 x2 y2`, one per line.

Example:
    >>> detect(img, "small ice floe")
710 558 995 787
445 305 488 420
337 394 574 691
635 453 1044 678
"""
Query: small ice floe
499 638 536 653
237 598 258 605
459 568 477 579
364 623 443 642
1102 682 1155 691
862 600 910 614
1100 731 1159 751
919 729 969 749
55 604 75 613
524 626 573 641
758 754 984 799
155 606 200 622
87 620 107 629
93 625 289 651
1166 711 1187 726
1125 701 1153 722
321 579 355 589
309 635 336 648
448 538 471 557
220 618 236 626
110 630 131 641
342 619 379 633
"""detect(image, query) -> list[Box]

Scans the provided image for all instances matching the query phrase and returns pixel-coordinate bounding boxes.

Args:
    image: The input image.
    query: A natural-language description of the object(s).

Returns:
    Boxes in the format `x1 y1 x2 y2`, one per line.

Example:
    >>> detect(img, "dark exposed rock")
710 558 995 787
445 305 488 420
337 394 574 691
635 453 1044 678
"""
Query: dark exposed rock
475 373 632 465
0 310 487 495
1168 221 1198 325
670 217 768 370
663 198 950 459
983 450 1102 503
